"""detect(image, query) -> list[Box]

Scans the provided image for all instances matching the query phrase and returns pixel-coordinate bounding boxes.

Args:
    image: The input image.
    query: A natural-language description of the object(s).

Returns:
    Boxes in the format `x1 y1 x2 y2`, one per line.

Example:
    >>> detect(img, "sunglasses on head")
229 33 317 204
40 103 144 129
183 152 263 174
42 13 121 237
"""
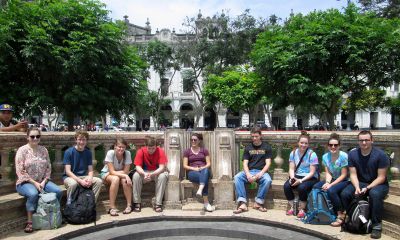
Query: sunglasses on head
328 143 338 147
29 135 41 139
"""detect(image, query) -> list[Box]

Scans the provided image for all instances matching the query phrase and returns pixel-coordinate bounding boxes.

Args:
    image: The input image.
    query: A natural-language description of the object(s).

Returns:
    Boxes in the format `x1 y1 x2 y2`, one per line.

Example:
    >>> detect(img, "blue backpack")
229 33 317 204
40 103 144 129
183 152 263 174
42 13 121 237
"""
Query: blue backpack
303 188 336 224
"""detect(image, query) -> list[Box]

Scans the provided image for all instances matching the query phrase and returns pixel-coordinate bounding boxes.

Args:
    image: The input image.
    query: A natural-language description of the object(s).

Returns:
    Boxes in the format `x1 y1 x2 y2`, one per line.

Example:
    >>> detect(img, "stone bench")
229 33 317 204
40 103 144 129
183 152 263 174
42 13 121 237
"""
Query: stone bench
1 181 399 239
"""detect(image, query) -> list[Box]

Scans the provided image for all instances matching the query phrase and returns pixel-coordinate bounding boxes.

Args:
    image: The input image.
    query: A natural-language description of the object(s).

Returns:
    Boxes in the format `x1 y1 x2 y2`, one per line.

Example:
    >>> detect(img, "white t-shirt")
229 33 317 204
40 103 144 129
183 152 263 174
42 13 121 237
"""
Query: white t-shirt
100 150 132 174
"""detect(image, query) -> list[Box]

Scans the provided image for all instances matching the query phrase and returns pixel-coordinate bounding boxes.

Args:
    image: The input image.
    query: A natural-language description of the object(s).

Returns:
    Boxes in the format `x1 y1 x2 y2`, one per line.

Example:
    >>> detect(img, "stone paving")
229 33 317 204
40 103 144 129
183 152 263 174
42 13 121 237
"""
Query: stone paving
3 208 396 240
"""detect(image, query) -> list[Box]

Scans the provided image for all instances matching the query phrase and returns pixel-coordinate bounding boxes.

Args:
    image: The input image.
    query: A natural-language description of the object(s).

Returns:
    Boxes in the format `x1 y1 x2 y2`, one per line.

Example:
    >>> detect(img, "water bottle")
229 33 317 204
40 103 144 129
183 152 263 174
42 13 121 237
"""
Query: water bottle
293 198 299 216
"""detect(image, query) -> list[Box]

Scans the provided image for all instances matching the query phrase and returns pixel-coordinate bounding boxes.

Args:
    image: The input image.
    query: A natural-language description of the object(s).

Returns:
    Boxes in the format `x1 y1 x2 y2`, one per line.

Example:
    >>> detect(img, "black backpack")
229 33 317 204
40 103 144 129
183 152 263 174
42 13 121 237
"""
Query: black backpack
342 196 372 234
63 186 96 225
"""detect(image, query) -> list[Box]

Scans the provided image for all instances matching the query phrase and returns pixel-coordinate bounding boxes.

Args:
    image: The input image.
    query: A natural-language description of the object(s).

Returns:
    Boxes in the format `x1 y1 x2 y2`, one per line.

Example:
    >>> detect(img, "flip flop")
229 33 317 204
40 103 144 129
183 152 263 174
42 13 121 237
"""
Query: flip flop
123 205 132 214
24 221 33 233
233 204 248 214
155 205 163 213
108 208 119 216
330 217 344 227
253 205 268 212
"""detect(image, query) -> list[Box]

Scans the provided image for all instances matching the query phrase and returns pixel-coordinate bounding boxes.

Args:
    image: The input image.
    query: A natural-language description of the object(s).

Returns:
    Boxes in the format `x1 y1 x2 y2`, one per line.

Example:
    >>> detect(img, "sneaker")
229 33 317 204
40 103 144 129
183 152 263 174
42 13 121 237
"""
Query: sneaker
286 209 294 216
204 203 214 212
370 229 381 239
297 209 305 218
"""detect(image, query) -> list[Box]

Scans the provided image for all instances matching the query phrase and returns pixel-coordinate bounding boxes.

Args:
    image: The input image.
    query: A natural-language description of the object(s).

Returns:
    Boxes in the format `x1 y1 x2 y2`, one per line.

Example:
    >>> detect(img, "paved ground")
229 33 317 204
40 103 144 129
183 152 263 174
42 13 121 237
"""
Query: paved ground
3 208 396 240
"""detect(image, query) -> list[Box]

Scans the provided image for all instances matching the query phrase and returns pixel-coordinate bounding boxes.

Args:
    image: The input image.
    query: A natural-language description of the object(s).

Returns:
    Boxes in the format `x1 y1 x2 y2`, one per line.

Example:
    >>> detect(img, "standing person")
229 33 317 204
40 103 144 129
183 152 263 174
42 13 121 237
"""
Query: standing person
63 130 102 202
233 127 273 214
313 133 350 227
340 131 389 239
284 130 319 218
15 127 62 233
0 103 28 132
100 138 133 216
183 133 214 212
132 136 169 212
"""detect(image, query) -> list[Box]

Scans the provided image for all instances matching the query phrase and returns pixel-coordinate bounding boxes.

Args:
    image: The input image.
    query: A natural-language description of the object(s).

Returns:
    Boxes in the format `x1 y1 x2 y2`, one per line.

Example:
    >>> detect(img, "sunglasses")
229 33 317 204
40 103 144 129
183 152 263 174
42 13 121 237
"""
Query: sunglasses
191 138 199 142
29 135 41 139
328 143 339 147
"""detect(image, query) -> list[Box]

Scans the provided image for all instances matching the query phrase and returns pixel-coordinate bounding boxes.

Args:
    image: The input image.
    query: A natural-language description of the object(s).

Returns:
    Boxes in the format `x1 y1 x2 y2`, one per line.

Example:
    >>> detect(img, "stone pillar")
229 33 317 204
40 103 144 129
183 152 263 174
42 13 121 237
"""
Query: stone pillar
172 111 180 128
273 144 287 180
198 114 204 128
150 116 156 131
390 147 400 192
0 147 12 185
164 129 182 209
241 113 249 126
214 129 235 209
53 146 65 184
217 106 227 128
88 144 98 175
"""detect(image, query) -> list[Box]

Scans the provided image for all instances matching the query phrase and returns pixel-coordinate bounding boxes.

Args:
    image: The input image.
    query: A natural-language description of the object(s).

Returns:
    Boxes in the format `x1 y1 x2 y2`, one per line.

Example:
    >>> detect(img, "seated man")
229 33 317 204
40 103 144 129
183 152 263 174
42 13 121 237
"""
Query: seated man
233 127 273 213
340 130 389 239
0 104 27 132
132 136 169 212
63 130 102 202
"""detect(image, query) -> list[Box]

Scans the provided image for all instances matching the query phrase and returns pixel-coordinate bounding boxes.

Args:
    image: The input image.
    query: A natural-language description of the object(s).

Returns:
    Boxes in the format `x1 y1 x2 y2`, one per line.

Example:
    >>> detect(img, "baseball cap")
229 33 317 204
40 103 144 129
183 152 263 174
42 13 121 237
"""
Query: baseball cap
0 104 14 111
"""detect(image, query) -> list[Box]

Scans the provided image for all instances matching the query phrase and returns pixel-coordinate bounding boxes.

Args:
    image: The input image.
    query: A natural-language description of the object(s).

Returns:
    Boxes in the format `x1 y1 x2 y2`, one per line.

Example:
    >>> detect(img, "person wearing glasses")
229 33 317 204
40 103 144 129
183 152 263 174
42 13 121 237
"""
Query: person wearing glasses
15 127 62 233
313 133 349 227
284 130 319 218
100 138 133 216
233 127 272 214
183 133 214 212
340 131 389 239
0 103 28 132
63 130 103 203
132 136 169 213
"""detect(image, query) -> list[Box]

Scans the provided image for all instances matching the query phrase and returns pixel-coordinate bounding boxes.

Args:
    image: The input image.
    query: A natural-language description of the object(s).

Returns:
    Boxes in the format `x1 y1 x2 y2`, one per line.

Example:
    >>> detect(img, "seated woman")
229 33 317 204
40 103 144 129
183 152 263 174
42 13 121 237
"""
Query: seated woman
100 138 133 216
284 130 319 218
15 127 62 233
183 133 214 212
313 133 349 227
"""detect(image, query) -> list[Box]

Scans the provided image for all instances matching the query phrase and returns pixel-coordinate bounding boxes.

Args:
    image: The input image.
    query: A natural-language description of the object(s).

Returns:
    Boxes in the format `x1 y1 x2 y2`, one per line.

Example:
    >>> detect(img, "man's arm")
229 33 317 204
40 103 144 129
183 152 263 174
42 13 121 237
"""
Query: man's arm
65 164 84 186
349 166 361 194
243 159 255 183
364 168 387 192
0 120 27 132
255 158 271 179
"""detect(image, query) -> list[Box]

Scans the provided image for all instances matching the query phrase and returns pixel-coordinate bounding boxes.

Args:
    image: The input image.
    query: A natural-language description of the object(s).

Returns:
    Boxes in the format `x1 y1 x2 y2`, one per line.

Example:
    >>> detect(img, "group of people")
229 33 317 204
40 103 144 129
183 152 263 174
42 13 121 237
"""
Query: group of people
9 109 389 239
234 128 389 239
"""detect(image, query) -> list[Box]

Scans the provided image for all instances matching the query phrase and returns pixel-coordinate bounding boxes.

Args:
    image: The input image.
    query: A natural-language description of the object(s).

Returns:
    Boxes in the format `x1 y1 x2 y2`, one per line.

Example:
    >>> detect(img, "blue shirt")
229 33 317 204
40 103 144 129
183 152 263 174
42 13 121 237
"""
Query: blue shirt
289 148 319 178
348 146 389 184
63 146 92 180
322 151 348 179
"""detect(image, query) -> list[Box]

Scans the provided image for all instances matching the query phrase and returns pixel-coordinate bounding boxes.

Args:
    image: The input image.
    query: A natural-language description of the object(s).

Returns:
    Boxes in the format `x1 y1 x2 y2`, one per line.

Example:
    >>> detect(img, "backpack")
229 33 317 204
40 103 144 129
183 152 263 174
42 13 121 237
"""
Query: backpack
63 186 96 225
32 192 62 230
303 188 336 224
342 197 372 234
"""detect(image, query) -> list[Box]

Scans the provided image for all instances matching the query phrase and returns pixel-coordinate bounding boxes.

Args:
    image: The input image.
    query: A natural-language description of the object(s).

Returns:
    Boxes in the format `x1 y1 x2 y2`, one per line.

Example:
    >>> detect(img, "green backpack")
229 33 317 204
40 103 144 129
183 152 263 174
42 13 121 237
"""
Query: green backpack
32 192 62 230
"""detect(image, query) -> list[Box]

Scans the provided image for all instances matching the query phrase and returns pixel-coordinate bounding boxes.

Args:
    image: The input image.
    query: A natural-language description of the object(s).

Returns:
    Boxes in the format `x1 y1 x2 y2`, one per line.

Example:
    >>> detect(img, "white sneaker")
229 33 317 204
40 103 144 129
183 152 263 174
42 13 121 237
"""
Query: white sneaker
204 203 214 212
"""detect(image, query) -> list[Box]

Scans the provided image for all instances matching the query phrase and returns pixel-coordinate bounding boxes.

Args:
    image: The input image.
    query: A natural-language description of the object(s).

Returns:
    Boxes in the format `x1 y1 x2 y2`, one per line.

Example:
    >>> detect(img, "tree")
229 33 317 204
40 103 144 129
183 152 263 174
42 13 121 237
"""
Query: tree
358 0 400 18
141 40 178 129
251 4 400 129
176 10 267 127
0 0 145 127
203 66 263 126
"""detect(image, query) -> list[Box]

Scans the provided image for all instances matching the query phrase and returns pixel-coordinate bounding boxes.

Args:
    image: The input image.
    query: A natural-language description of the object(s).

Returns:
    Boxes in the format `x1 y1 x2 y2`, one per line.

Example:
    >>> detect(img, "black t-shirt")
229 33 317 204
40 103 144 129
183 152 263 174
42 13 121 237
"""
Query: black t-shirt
242 142 273 170
348 147 389 184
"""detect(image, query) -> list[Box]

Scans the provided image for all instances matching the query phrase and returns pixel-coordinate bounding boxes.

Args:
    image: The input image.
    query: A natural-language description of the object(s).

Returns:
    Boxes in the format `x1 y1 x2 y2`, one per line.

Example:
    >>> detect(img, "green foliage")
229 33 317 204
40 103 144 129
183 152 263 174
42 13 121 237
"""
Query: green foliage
390 93 400 114
252 4 400 127
0 0 145 123
343 88 390 112
204 66 263 120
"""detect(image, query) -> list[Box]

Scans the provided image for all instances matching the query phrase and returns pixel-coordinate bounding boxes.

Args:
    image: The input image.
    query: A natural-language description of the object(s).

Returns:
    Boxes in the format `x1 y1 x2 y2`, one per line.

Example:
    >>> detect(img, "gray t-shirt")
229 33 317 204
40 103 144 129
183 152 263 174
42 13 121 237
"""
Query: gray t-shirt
101 150 132 174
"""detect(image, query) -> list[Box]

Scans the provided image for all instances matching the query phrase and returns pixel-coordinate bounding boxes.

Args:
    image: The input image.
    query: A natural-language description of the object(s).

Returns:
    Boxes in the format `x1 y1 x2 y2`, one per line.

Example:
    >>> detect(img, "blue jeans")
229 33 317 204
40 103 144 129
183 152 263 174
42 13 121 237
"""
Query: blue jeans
234 169 272 205
313 180 350 212
340 182 389 226
187 168 210 196
283 176 318 202
16 181 63 212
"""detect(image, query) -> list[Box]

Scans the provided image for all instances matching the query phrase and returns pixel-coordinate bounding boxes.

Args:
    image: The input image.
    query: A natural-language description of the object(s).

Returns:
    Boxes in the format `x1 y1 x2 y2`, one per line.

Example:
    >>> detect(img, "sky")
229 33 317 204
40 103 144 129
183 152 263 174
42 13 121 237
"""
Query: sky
101 0 350 33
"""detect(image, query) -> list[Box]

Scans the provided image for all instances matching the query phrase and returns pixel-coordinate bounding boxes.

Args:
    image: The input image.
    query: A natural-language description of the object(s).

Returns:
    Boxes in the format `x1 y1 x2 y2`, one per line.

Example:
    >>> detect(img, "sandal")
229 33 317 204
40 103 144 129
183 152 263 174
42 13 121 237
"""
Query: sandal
154 205 163 213
123 205 132 214
331 217 344 227
133 203 141 212
108 208 119 216
24 221 33 233
233 203 248 214
253 203 268 212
